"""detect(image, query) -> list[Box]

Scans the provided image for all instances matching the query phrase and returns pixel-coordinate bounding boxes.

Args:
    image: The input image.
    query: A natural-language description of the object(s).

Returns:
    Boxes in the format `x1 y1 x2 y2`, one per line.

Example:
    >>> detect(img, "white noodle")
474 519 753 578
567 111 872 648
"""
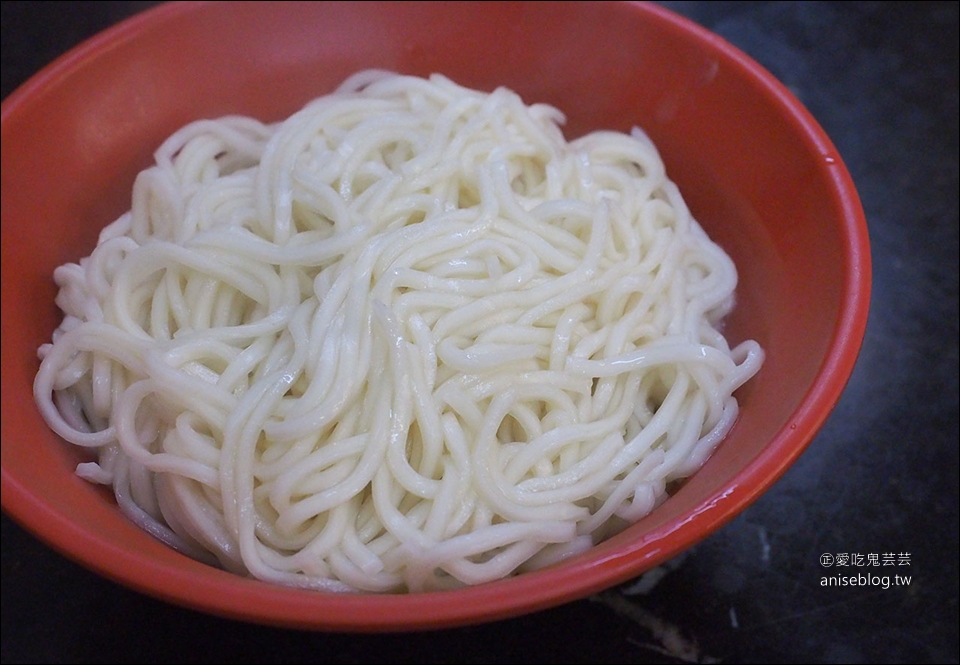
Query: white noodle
34 72 763 592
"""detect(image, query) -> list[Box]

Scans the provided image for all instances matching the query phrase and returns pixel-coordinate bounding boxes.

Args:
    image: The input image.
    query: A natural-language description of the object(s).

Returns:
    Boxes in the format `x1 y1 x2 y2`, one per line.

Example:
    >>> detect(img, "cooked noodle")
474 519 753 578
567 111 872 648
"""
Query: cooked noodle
35 71 763 592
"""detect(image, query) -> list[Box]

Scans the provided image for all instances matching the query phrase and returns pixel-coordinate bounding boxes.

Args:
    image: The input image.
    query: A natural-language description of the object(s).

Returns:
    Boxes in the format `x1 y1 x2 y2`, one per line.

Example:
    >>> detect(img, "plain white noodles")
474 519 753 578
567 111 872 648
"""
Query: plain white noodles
35 71 763 592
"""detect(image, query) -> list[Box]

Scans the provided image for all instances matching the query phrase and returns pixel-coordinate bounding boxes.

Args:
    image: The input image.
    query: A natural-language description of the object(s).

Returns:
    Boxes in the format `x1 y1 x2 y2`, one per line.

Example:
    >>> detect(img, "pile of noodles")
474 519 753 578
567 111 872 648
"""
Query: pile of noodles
35 71 763 592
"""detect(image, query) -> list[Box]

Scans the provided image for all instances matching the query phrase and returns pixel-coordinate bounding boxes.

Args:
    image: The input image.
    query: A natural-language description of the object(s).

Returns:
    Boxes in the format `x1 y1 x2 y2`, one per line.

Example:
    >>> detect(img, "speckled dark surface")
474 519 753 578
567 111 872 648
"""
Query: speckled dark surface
2 2 957 663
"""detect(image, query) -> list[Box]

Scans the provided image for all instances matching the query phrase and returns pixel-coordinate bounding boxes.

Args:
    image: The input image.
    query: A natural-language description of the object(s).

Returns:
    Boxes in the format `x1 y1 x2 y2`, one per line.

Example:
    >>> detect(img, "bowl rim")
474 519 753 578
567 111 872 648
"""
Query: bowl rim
0 0 871 630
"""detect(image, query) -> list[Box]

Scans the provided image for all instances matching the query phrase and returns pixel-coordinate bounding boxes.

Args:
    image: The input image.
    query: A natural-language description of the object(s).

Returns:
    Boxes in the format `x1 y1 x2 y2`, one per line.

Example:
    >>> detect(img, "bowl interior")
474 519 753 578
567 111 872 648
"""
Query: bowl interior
0 1 869 630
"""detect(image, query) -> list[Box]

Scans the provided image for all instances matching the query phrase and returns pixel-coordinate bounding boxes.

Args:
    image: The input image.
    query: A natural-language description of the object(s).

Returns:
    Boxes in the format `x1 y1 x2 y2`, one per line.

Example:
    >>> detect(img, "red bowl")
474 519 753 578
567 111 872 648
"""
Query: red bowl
0 1 870 630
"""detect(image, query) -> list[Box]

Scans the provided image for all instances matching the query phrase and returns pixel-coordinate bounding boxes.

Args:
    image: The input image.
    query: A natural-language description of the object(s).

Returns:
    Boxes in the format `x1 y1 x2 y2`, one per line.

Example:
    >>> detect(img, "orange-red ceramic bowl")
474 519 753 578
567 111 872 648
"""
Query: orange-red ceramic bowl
1 1 870 630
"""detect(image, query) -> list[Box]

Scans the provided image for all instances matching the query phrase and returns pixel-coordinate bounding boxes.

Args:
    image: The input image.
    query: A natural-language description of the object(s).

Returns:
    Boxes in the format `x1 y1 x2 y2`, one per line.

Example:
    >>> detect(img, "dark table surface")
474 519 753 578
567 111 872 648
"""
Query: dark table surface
2 2 957 663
